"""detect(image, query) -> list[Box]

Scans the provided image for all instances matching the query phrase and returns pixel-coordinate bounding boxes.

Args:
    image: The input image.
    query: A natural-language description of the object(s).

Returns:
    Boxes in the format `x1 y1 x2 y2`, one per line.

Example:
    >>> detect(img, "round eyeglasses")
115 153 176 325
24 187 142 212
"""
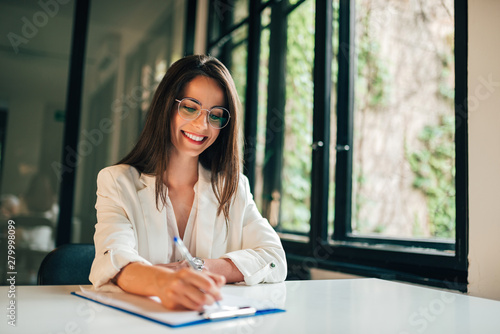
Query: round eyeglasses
175 98 231 129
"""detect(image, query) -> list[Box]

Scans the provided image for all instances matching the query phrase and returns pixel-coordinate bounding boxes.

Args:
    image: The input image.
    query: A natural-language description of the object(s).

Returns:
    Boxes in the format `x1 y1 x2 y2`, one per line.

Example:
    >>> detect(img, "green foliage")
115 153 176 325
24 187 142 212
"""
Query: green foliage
353 167 370 232
351 3 389 234
407 115 456 238
231 43 248 108
355 14 389 111
353 3 455 239
438 32 456 104
279 0 315 233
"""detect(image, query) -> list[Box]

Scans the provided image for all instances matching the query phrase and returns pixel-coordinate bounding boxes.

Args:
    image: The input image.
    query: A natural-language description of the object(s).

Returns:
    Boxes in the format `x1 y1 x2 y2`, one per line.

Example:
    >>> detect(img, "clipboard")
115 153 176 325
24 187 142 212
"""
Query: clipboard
72 286 285 328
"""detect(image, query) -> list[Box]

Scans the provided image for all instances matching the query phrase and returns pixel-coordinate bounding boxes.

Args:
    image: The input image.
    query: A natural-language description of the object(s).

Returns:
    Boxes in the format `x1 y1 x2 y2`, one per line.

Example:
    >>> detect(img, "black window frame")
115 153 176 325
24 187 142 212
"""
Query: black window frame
208 0 468 291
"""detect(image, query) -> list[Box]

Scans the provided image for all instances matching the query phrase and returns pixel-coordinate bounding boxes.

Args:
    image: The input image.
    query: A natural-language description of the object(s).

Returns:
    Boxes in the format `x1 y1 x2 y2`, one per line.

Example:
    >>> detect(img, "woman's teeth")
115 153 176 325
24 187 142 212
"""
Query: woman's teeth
183 131 205 142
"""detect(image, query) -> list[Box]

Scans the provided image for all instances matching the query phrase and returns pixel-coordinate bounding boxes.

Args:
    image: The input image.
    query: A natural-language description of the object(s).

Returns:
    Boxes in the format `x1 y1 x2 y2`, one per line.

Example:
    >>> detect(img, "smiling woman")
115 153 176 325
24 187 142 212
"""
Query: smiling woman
89 55 287 311
170 76 224 157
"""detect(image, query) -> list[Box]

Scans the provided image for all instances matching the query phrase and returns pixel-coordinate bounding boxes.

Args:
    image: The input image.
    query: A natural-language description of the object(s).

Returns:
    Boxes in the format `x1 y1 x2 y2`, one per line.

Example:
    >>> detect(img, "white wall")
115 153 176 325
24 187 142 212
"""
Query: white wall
194 0 209 54
468 0 500 300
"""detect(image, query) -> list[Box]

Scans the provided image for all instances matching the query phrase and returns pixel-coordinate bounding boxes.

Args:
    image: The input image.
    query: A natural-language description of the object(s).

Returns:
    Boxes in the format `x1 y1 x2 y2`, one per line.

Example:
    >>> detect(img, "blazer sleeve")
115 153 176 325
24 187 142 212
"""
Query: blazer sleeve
89 167 152 289
221 176 287 285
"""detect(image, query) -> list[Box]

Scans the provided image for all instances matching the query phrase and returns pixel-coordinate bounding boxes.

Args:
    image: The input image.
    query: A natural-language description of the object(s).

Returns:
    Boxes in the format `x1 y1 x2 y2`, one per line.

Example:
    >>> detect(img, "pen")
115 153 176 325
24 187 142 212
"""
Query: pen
173 236 221 307
173 236 198 269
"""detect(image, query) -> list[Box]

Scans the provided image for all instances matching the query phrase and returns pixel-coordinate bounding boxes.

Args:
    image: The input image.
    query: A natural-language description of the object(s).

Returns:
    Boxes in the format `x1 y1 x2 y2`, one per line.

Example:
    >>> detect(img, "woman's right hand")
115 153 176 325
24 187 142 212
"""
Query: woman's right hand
115 262 225 311
154 267 225 311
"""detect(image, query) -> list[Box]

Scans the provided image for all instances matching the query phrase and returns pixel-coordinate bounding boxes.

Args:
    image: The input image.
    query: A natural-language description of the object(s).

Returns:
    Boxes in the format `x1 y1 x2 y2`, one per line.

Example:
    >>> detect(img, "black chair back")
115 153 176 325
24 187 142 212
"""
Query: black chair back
38 243 95 285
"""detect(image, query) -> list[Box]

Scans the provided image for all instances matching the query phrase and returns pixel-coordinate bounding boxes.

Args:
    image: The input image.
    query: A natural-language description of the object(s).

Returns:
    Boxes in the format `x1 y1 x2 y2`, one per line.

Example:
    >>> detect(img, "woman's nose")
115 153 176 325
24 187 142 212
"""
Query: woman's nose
192 109 210 128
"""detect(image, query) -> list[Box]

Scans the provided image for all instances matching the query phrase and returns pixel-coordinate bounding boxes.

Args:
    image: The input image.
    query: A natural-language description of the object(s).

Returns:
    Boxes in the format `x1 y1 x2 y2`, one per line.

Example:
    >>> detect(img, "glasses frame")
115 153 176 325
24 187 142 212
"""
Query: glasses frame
175 98 231 129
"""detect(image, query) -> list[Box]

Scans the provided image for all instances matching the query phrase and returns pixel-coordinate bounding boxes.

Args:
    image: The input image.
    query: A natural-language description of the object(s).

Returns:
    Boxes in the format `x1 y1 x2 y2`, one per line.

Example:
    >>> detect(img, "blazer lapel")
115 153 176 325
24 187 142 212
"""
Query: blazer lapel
138 173 169 263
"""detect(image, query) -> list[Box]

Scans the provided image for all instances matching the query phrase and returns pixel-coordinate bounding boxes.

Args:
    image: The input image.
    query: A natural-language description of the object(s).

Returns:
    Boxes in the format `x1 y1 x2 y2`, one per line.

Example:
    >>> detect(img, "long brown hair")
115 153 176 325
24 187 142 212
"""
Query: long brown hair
117 55 240 221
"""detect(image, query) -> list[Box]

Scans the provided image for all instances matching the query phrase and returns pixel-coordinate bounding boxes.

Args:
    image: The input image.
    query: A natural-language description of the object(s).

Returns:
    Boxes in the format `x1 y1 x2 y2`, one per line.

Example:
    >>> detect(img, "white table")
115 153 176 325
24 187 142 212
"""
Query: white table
2 279 500 333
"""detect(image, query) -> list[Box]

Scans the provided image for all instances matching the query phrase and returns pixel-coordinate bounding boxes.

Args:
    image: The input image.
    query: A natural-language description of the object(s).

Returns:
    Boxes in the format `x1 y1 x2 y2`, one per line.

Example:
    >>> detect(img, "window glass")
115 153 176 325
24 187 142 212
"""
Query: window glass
230 40 248 157
208 23 247 63
0 0 75 284
209 0 248 45
261 6 271 27
231 41 248 104
351 0 455 240
254 27 270 212
233 0 249 25
278 0 315 233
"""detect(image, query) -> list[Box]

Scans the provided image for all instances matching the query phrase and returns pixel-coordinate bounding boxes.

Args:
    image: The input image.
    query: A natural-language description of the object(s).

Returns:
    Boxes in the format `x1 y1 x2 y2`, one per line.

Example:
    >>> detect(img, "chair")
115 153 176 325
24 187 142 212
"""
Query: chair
38 243 95 285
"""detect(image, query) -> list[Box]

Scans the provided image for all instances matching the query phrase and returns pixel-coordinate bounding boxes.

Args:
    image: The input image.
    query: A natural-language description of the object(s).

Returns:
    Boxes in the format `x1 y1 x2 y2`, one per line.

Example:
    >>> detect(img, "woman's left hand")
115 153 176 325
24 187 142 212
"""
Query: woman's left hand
157 259 243 284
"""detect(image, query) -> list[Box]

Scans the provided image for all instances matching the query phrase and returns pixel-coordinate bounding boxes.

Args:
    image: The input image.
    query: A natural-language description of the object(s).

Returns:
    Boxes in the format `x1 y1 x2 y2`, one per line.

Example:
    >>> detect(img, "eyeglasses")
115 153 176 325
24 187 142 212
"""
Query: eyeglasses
175 98 231 129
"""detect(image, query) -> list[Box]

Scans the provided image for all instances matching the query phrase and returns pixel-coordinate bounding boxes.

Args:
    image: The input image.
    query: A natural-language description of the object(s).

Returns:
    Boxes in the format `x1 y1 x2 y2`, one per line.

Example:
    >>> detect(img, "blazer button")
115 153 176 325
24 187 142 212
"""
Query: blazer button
270 262 276 268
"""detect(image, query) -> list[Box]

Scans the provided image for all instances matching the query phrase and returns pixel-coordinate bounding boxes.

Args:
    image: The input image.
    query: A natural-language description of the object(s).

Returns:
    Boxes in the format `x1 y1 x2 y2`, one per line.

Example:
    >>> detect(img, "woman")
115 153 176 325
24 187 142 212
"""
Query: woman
89 55 287 311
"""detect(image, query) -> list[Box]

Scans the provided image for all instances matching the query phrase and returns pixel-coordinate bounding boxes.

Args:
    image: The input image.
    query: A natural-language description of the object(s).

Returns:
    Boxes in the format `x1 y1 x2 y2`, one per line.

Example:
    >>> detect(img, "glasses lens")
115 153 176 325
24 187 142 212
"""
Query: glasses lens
209 108 230 129
178 99 200 119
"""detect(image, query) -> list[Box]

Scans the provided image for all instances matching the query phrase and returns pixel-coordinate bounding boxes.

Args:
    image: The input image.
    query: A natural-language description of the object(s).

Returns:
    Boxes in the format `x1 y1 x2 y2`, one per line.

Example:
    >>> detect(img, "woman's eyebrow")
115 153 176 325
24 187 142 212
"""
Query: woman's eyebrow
184 97 202 105
185 97 225 109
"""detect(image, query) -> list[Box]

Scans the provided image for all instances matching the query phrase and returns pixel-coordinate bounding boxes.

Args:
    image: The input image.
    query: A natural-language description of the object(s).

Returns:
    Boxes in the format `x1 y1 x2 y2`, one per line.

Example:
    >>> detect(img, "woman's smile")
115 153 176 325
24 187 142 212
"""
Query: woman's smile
181 130 208 145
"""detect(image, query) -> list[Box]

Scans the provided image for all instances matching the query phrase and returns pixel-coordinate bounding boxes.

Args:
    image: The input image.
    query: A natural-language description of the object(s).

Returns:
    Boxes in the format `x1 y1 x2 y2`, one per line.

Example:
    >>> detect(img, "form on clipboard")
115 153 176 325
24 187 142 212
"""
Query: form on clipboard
72 286 284 328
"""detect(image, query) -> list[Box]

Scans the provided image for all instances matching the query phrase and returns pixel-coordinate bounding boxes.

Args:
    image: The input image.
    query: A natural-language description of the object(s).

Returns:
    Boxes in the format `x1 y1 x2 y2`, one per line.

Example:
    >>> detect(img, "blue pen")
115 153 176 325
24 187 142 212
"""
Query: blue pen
173 237 221 307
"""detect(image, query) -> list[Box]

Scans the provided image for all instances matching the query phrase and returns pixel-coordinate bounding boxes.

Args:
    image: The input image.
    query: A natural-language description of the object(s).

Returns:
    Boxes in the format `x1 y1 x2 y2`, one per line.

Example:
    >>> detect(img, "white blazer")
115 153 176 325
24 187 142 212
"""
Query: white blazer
89 164 287 289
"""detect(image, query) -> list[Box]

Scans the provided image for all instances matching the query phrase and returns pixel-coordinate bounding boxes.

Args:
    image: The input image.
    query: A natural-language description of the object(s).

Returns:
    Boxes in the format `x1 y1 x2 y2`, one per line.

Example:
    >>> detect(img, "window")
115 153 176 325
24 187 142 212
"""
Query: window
208 0 467 290
331 0 467 290
0 0 75 284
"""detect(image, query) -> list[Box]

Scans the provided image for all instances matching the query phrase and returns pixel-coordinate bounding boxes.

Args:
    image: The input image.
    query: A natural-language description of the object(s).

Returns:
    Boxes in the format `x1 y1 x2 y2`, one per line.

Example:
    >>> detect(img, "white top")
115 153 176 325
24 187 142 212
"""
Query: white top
4 279 500 333
162 183 198 263
161 178 202 261
89 164 287 289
